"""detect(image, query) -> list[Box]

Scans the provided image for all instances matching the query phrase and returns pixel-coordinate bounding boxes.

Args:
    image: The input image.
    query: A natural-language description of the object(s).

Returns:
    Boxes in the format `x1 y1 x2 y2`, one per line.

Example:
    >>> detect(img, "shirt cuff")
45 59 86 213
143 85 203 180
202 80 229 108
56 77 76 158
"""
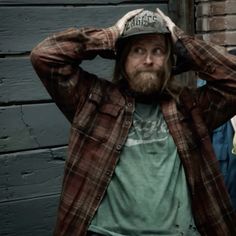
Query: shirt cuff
104 26 120 49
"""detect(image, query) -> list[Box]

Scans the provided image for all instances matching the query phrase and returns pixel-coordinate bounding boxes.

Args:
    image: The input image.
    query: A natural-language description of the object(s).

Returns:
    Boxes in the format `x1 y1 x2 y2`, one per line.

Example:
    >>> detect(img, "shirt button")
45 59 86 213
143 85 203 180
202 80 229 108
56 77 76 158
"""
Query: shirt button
127 103 132 107
124 120 131 127
105 171 112 176
209 66 216 73
116 144 122 151
96 195 101 200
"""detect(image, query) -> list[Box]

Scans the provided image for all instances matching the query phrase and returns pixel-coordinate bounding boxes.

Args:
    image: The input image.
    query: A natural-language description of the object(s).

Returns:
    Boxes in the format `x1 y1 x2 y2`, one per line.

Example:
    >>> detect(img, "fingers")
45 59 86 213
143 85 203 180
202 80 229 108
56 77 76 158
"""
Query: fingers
155 8 165 18
156 8 175 29
156 8 172 23
156 8 177 43
124 8 143 21
115 8 143 34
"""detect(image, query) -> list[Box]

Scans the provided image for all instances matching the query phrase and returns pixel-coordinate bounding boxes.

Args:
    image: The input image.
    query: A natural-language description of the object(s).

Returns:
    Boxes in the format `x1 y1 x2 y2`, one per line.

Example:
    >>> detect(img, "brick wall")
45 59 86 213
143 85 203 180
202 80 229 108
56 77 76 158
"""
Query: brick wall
195 0 236 51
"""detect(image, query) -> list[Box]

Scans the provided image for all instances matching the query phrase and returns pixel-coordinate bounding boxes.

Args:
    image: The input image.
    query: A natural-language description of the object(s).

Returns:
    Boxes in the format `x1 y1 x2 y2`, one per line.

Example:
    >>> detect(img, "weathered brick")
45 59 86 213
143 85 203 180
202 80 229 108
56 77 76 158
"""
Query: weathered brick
196 15 236 32
196 1 236 17
196 31 236 46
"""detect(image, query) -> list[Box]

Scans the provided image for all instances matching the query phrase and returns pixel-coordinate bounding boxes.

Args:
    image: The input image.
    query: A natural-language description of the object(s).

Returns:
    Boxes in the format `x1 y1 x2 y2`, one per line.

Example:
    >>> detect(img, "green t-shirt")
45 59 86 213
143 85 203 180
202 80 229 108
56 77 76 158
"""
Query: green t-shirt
89 102 199 236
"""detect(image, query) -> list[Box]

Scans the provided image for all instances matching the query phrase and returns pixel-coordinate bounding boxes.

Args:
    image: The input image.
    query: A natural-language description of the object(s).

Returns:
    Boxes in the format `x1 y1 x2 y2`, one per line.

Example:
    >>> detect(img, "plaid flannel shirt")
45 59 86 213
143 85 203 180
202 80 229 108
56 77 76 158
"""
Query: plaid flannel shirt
31 25 236 235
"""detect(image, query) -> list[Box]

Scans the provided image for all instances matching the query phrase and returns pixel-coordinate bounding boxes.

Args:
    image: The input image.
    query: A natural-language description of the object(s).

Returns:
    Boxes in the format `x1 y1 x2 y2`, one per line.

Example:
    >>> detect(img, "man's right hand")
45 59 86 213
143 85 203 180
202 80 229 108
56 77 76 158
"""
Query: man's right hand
115 9 143 36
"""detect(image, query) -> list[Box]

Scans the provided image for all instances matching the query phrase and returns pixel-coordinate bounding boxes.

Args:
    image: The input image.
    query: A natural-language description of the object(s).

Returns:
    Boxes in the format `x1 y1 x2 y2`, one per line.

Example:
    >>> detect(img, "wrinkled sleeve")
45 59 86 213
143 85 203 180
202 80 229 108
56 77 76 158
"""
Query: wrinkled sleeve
30 26 119 122
173 27 236 131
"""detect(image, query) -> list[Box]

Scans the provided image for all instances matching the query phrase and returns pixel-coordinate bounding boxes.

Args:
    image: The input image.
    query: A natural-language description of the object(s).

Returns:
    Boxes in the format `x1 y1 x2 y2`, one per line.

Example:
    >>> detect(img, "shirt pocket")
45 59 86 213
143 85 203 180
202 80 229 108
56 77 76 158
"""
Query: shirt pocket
73 92 122 143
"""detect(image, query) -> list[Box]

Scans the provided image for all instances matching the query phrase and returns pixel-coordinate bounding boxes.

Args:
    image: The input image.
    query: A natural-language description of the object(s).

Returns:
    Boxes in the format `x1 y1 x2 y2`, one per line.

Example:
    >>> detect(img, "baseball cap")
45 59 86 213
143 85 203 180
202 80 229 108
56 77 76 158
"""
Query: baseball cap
116 10 170 52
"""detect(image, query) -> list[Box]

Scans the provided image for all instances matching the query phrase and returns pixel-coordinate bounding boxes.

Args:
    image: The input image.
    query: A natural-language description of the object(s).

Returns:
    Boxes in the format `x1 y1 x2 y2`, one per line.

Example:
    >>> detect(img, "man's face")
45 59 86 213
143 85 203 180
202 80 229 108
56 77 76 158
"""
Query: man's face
124 34 167 95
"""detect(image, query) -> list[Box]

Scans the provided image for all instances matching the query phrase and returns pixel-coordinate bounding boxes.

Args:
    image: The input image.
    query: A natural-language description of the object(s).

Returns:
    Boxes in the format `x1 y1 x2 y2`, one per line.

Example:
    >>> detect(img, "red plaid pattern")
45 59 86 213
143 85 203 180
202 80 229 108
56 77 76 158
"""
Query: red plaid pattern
31 25 236 235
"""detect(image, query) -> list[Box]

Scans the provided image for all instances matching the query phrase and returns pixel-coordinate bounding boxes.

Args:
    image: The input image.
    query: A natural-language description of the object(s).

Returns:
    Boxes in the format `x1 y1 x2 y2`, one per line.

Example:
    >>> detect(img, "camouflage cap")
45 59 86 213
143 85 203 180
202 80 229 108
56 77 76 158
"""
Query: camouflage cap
116 10 170 53
122 10 170 38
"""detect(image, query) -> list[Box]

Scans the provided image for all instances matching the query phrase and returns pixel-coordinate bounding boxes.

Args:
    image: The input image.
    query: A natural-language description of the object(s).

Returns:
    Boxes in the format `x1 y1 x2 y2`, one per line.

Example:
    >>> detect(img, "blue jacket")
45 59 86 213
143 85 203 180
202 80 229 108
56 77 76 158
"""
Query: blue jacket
212 122 236 209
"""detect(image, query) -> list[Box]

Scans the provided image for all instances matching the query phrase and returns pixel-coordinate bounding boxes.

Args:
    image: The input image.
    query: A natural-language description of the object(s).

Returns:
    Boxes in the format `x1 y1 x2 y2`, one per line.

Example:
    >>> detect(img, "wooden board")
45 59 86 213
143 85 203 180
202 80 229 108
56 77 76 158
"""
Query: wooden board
0 147 66 236
0 0 168 5
1 42 197 104
0 146 66 202
0 4 168 54
0 56 114 104
0 194 60 236
0 103 70 153
0 57 50 104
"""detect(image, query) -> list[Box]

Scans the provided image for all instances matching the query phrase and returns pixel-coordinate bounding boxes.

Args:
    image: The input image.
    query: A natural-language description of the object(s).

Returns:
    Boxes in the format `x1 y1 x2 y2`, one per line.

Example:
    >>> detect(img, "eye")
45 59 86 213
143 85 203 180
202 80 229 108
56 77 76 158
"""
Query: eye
153 48 164 56
131 47 145 55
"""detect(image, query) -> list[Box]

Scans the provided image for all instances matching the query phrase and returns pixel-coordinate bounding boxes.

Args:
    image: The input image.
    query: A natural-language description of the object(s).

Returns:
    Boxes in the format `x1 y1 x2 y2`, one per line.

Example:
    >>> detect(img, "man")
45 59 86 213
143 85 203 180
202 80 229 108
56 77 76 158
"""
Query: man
31 8 236 236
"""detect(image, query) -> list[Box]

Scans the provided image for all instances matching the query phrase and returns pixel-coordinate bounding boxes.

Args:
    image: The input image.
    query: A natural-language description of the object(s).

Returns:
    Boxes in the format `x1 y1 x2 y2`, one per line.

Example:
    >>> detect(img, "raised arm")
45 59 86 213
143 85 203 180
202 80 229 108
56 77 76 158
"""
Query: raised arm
30 9 143 122
157 8 236 130
30 26 119 122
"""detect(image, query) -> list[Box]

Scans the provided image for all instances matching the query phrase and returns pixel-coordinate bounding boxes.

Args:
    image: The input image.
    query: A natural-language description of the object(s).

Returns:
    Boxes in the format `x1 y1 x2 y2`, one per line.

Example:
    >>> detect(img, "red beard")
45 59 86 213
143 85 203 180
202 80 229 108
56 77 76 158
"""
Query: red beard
127 68 165 95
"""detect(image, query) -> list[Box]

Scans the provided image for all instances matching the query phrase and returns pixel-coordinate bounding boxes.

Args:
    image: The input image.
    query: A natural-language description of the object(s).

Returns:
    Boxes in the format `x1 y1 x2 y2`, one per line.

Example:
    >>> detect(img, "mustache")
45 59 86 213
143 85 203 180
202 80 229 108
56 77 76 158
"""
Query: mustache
135 69 157 73
133 69 163 77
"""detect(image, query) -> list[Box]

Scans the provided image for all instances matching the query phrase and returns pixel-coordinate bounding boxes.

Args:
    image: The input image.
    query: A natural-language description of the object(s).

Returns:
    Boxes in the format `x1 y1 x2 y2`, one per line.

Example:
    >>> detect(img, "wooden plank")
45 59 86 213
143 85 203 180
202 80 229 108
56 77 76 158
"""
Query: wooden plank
0 4 168 54
0 147 66 202
0 57 50 104
0 103 70 153
0 0 168 5
0 194 60 236
0 56 114 104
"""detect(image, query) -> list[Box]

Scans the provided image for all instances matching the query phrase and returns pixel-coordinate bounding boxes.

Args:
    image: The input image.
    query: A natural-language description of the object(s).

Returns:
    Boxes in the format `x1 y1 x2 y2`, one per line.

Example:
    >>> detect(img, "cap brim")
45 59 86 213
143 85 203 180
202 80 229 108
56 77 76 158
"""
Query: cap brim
115 31 171 54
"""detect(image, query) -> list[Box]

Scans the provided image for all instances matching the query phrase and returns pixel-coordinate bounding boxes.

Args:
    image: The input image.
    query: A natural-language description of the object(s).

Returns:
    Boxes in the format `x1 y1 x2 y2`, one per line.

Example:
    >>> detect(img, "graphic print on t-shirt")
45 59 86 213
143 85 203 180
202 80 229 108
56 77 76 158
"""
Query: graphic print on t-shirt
125 102 169 147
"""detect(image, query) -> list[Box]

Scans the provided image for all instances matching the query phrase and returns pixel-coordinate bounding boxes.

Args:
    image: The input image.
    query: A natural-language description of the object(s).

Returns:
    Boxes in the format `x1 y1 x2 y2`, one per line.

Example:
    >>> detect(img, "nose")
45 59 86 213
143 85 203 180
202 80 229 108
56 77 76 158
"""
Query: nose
144 53 153 65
